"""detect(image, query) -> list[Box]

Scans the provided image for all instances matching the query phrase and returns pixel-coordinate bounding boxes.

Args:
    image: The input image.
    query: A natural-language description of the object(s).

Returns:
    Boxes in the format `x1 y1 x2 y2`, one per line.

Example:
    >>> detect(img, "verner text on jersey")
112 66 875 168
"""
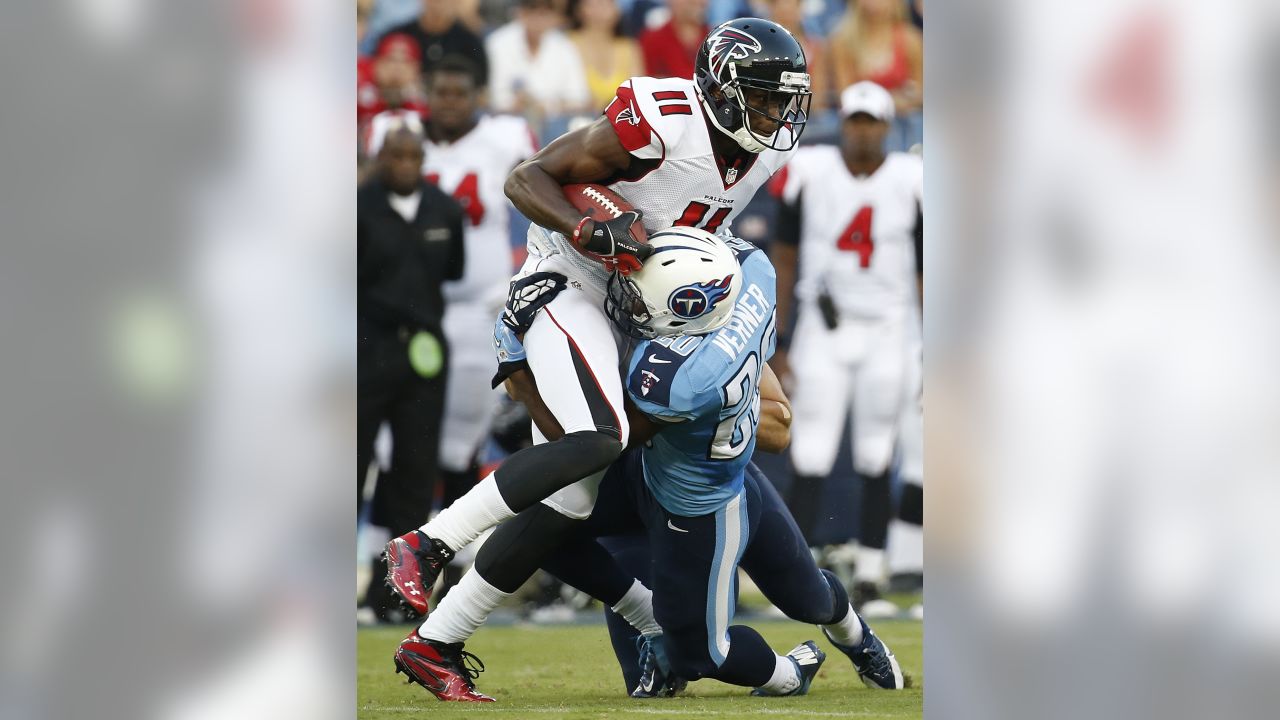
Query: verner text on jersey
712 283 771 358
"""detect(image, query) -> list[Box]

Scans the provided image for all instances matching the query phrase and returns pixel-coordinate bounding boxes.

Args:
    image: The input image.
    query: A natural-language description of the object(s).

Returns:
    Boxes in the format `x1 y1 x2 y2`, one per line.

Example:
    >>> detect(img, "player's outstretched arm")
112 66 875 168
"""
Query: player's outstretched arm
756 362 793 453
504 117 633 237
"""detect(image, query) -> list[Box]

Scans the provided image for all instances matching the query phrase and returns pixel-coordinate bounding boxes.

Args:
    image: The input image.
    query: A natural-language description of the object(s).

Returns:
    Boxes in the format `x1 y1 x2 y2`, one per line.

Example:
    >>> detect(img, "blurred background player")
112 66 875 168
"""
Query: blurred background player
363 56 540 596
422 56 540 588
769 81 922 616
357 126 467 623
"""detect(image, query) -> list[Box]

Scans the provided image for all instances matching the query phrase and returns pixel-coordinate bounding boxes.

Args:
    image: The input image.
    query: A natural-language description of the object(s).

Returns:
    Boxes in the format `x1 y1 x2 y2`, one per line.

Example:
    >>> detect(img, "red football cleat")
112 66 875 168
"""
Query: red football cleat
394 631 495 702
383 530 454 616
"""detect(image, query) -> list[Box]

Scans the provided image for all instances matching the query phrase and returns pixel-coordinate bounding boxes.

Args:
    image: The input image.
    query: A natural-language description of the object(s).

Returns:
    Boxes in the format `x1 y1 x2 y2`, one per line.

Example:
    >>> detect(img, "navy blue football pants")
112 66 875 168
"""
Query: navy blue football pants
542 449 851 691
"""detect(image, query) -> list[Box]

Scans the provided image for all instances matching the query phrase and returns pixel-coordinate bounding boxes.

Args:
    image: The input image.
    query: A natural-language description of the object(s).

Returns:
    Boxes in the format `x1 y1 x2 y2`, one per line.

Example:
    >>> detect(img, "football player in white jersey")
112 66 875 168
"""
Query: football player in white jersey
768 81 924 611
379 18 814 701
418 57 539 508
367 57 538 493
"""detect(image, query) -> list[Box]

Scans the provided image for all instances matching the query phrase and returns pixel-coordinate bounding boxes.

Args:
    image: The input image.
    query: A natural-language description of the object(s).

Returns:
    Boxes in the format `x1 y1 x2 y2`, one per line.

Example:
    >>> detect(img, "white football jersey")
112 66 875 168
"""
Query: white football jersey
424 115 537 305
774 147 923 318
528 76 795 289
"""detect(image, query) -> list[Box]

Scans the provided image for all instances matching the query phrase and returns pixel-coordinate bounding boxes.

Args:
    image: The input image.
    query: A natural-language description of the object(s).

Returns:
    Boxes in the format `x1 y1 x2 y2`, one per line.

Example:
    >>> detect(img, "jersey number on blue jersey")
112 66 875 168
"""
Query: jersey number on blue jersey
708 312 776 460
710 352 761 459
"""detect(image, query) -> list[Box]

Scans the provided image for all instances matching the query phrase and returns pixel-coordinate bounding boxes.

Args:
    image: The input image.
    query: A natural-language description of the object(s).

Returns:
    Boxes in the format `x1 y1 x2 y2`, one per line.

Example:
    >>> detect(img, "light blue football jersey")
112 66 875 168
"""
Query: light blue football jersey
626 237 778 516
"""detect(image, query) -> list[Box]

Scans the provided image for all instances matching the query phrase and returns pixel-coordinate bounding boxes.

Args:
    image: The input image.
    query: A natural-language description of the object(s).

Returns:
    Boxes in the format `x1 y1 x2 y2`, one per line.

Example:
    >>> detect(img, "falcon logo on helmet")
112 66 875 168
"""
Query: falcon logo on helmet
694 18 813 153
669 275 733 318
706 27 762 77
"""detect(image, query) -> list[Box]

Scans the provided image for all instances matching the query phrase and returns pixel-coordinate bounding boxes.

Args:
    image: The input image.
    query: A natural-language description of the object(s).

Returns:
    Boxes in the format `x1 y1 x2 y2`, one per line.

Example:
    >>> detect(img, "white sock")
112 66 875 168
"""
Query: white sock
823 603 865 647
887 519 924 574
854 546 888 585
610 580 662 637
418 569 511 644
759 653 801 694
420 473 514 552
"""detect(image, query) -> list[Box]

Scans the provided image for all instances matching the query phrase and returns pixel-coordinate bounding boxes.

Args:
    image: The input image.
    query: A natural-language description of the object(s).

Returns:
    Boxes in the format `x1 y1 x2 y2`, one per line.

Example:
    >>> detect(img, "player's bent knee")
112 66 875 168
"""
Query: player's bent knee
560 430 624 474
785 568 846 624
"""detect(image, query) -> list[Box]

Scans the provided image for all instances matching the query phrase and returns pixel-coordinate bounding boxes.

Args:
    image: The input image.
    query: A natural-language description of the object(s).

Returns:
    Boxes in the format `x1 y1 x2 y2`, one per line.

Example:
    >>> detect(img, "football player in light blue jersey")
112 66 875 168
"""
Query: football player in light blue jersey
617 232 778 516
593 226 904 696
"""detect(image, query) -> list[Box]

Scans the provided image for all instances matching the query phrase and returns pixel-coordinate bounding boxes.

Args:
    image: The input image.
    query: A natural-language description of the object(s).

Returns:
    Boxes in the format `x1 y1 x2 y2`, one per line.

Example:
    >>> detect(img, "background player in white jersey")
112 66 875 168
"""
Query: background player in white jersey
380 19 814 691
418 57 538 508
769 81 924 611
362 57 538 599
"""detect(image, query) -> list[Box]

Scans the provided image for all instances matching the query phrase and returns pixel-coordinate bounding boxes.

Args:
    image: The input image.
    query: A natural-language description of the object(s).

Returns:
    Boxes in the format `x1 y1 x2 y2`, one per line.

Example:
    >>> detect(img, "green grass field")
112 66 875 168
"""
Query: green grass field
358 618 922 719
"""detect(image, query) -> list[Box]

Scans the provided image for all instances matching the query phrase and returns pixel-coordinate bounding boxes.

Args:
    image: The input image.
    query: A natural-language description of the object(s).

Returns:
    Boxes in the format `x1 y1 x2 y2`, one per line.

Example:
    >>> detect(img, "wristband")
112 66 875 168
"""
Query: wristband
572 216 592 246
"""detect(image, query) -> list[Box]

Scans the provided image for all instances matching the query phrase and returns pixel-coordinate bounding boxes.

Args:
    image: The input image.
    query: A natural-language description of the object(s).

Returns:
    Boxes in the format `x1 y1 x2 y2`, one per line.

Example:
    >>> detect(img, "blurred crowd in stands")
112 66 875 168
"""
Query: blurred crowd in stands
357 0 923 154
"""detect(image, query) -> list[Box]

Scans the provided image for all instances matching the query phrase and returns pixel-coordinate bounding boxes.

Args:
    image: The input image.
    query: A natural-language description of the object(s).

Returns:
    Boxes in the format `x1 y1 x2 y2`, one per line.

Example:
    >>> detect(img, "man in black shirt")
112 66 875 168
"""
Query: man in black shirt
358 126 466 622
381 0 489 88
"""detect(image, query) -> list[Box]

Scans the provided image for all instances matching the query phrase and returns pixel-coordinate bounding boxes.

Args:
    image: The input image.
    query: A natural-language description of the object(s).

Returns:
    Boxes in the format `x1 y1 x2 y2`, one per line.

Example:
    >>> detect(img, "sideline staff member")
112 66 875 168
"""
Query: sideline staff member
358 125 465 621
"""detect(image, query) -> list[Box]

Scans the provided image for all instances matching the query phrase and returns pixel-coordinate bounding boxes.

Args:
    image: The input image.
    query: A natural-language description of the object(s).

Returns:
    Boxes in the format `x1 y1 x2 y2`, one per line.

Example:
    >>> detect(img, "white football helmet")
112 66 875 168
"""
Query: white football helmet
605 226 742 338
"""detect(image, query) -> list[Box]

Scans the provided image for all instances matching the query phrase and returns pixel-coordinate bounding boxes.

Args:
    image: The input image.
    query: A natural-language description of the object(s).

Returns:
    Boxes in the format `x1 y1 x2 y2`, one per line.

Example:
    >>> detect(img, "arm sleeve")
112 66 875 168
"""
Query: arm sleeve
768 164 803 247
602 80 664 160
775 194 802 247
908 156 924 276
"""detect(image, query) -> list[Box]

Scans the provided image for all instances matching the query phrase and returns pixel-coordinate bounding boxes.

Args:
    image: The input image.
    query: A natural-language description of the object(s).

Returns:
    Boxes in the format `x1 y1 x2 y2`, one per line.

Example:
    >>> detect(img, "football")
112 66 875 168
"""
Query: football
562 183 648 249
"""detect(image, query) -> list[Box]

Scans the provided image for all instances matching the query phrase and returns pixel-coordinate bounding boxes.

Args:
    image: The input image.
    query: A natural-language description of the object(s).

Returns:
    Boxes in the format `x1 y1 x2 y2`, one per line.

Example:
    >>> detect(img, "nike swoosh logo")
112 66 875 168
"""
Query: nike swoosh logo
667 519 689 533
649 355 671 364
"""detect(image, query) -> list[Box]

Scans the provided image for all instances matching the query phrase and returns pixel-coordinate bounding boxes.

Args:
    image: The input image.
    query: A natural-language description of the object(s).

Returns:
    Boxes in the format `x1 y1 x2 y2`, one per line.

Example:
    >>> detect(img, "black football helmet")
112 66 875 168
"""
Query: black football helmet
694 18 812 153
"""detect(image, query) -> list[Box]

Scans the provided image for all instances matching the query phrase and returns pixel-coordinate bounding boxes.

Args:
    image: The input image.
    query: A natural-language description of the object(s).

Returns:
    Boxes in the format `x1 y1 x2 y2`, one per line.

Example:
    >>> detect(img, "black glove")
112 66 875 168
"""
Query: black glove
575 210 652 273
501 271 568 335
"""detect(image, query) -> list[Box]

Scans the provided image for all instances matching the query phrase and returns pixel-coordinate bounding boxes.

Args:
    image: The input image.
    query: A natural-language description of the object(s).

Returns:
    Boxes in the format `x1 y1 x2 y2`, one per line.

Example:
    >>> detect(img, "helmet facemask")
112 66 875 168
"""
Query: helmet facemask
720 66 812 152
605 272 658 339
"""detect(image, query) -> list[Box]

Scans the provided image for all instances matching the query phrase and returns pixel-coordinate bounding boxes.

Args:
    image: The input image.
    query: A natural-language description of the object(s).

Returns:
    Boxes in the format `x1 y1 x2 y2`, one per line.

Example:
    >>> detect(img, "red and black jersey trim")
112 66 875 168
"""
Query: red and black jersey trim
544 308 623 440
